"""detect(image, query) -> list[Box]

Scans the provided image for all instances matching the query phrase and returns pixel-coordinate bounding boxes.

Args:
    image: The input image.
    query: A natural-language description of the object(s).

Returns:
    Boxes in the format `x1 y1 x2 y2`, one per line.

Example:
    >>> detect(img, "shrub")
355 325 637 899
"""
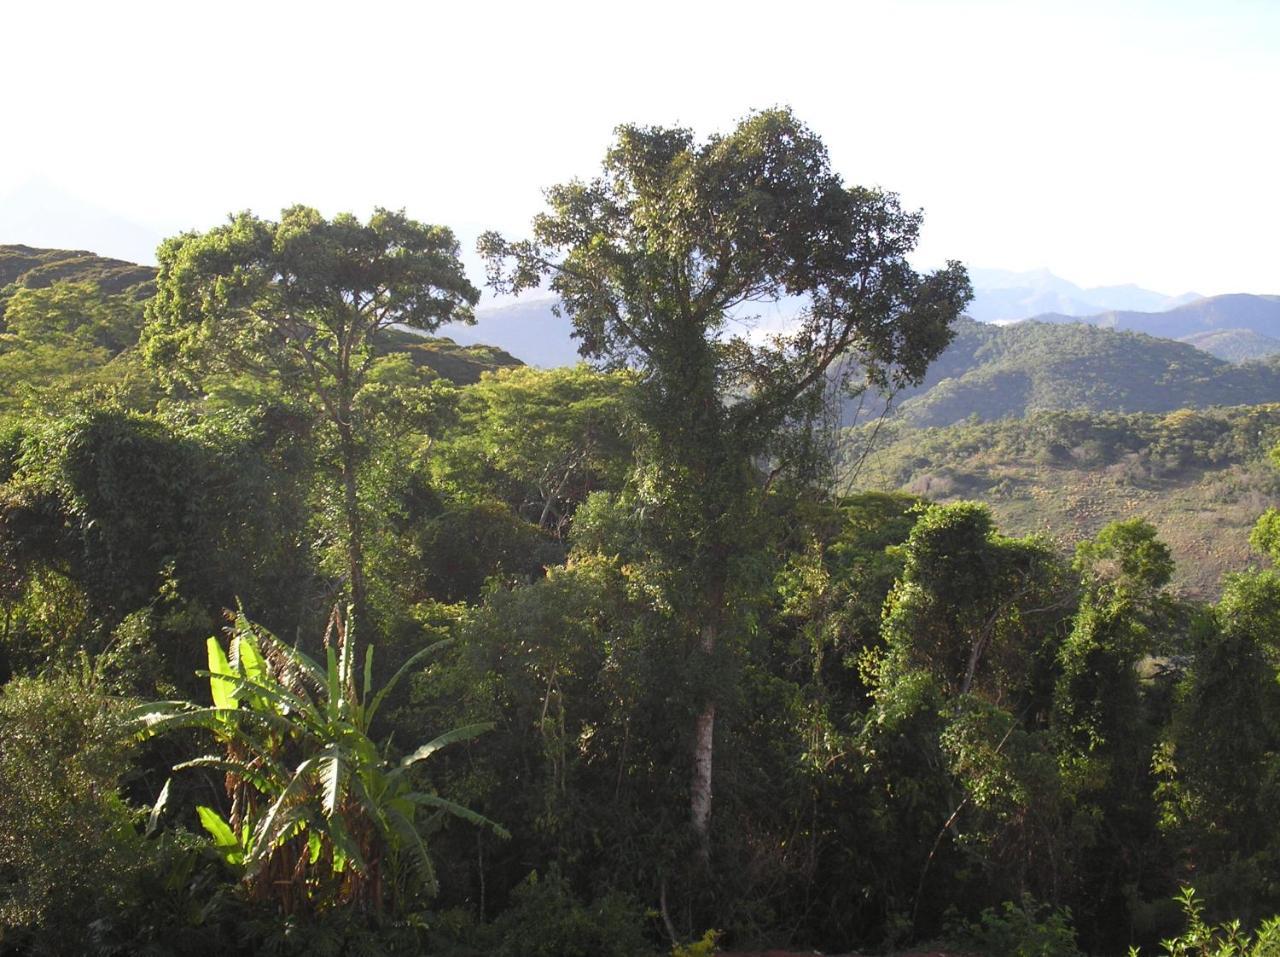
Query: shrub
1132 887 1280 957
0 669 143 952
487 869 652 957
672 929 721 957
131 607 506 917
950 894 1083 957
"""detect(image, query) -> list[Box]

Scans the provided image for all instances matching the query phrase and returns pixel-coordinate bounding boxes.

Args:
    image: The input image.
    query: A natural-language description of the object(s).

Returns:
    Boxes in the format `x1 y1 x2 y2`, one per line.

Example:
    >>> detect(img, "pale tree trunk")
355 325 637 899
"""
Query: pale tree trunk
691 702 716 857
691 619 717 863
690 443 729 865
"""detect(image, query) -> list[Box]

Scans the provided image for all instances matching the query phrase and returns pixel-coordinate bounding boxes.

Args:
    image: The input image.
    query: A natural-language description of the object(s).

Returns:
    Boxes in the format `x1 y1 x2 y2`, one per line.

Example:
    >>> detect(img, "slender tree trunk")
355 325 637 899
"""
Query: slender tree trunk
691 585 723 862
691 691 716 861
688 409 731 866
336 393 368 624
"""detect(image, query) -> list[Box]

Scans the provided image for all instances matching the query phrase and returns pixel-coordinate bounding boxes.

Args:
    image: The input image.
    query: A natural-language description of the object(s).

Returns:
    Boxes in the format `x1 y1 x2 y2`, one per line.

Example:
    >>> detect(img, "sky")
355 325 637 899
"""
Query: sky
1 0 1277 297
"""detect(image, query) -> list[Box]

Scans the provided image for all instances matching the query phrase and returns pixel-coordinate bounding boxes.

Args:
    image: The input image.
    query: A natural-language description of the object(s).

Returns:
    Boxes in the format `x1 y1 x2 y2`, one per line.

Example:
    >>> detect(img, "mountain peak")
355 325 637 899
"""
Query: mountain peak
965 267 1186 323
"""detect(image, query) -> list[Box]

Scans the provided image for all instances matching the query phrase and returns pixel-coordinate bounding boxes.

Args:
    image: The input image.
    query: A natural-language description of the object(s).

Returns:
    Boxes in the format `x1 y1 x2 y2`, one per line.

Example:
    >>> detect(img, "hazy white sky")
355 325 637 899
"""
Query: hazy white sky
1 0 1276 295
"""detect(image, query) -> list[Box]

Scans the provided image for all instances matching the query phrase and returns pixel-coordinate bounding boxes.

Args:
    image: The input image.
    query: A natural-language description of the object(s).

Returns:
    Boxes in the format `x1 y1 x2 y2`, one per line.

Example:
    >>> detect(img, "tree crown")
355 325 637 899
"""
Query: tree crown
480 108 971 432
144 205 479 395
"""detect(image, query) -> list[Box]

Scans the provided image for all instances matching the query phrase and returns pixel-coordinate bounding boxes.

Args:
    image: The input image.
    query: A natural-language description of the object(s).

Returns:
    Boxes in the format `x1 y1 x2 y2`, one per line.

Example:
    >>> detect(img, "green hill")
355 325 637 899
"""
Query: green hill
842 404 1280 597
878 318 1280 427
375 328 522 384
0 244 521 386
1178 327 1280 362
439 296 578 368
0 244 155 300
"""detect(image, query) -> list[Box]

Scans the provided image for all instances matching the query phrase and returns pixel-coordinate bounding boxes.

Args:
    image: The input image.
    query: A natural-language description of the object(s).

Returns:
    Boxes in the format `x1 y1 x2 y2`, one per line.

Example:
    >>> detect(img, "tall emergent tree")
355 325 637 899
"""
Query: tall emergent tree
143 206 479 619
480 109 971 859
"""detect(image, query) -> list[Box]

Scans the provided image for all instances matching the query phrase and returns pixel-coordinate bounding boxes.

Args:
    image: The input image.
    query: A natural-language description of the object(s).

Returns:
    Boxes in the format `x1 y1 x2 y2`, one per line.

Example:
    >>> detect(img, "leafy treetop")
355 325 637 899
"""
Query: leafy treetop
479 107 971 440
143 205 479 406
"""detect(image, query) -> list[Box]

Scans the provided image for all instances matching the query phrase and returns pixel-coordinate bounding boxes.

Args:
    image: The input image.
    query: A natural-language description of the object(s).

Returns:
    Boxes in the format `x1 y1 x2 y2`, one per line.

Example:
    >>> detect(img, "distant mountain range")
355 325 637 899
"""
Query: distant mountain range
965 267 1200 323
4 178 1272 368
9 241 1280 426
1026 293 1280 361
1034 293 1280 338
438 298 575 370
445 275 1277 370
0 185 1207 328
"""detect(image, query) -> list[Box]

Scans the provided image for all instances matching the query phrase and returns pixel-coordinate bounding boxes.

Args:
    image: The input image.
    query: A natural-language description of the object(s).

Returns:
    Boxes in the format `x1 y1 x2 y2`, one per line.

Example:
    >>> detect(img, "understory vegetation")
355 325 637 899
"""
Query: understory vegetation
3 113 1280 956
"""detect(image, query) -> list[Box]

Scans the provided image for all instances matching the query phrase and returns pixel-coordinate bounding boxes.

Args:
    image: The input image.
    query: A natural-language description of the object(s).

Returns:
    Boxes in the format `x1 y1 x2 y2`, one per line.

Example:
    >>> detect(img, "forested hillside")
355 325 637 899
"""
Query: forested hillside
0 244 523 413
872 318 1280 427
0 243 155 298
844 404 1280 596
5 115 1280 957
1180 326 1280 362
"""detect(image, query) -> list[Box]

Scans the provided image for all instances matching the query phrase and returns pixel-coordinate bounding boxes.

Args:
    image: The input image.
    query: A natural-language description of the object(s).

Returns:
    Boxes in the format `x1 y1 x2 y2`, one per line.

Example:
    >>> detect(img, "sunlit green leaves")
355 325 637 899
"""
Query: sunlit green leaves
133 609 503 913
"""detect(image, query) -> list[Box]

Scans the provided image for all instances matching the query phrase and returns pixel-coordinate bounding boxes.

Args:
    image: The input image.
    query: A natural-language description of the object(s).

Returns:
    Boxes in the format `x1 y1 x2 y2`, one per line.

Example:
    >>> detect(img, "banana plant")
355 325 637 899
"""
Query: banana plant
128 606 506 915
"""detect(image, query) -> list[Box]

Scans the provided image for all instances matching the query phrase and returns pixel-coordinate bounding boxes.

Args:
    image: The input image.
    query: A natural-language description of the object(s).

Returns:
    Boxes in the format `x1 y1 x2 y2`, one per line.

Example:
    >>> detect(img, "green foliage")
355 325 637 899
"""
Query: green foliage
1134 887 1280 957
131 608 505 916
1249 506 1280 563
0 280 151 414
1156 571 1280 921
485 869 652 957
1074 517 1174 594
432 365 634 538
143 206 479 398
1055 519 1175 786
412 496 563 604
860 504 1178 943
873 502 1067 704
671 928 721 957
4 279 142 352
393 551 687 903
952 894 1083 957
0 669 143 952
482 106 971 874
772 491 923 718
144 205 480 617
0 401 316 687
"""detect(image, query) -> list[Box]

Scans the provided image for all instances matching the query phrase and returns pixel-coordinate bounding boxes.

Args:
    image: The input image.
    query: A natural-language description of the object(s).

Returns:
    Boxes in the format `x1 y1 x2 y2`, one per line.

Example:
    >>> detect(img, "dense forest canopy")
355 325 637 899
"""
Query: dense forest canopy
2 112 1280 957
